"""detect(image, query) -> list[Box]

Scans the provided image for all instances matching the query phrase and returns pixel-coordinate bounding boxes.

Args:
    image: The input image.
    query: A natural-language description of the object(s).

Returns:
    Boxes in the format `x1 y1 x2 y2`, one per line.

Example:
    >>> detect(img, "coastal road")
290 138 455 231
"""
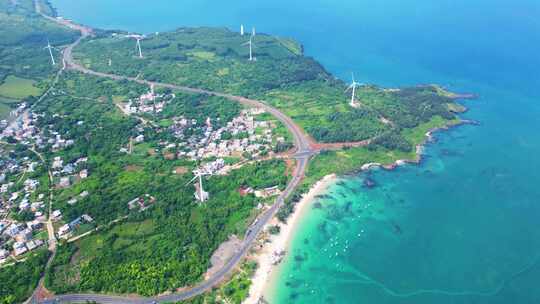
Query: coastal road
34 9 315 304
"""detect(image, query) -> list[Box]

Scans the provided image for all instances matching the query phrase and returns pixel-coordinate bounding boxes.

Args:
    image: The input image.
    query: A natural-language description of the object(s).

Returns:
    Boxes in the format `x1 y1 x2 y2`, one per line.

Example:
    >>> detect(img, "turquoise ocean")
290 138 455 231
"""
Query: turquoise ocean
50 0 540 303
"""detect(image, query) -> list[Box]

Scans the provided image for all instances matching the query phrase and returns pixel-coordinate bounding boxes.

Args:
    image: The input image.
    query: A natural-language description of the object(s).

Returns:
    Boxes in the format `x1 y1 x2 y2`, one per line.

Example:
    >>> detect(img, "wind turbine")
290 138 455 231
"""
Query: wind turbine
44 39 56 65
242 36 255 61
240 24 245 36
252 27 256 37
345 73 362 107
186 170 211 202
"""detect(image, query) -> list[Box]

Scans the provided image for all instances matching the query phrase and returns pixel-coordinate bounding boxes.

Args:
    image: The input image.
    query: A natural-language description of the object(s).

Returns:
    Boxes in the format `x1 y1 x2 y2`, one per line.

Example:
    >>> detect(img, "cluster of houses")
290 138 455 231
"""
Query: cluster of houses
0 103 28 138
51 156 89 189
0 107 93 265
0 220 45 264
0 156 47 229
0 156 43 214
0 157 48 265
1 110 75 152
198 158 226 175
1 109 34 142
1 185 46 219
0 110 52 265
120 85 175 115
166 108 284 161
116 88 291 164
57 213 94 239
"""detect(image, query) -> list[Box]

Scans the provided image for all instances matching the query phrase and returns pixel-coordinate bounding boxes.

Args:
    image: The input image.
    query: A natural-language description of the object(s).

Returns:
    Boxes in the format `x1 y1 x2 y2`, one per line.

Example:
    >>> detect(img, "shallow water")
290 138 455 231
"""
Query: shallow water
50 0 540 302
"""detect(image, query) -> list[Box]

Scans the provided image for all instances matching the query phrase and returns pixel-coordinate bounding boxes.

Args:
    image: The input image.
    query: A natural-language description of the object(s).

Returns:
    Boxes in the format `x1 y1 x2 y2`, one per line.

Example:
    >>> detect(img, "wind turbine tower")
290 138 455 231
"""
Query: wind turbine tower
252 27 256 37
187 170 210 202
242 36 254 61
45 40 56 65
241 24 245 36
136 38 143 58
346 73 361 107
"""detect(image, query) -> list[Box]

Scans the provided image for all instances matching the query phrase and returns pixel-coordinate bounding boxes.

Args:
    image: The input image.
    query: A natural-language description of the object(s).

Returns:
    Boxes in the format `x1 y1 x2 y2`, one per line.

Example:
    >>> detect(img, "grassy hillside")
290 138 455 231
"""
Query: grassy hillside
0 0 78 81
0 0 79 118
73 28 464 147
0 75 42 99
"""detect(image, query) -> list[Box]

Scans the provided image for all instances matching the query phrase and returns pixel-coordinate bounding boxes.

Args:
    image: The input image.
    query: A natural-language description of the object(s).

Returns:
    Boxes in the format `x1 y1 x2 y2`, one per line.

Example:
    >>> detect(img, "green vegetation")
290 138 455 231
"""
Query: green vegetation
0 249 49 304
33 72 287 225
0 0 78 81
74 27 312 96
401 115 460 145
268 225 281 235
46 159 288 296
39 72 291 295
0 0 78 117
0 101 10 119
182 261 257 304
0 75 41 99
74 28 464 146
159 92 241 128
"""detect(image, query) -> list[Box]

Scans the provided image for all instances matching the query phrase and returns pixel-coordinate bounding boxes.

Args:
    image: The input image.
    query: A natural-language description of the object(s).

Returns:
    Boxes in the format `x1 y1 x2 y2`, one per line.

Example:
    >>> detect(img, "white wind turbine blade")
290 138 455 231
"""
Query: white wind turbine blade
185 175 198 186
45 39 56 65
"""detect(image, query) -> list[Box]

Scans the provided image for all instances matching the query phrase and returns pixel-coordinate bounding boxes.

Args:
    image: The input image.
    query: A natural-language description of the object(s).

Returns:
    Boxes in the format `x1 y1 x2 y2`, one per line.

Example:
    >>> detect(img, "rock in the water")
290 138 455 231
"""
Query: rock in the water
363 177 377 188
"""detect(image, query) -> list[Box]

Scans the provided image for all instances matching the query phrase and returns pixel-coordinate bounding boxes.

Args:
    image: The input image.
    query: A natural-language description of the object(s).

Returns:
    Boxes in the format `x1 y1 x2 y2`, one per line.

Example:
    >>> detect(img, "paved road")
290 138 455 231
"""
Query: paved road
34 13 316 304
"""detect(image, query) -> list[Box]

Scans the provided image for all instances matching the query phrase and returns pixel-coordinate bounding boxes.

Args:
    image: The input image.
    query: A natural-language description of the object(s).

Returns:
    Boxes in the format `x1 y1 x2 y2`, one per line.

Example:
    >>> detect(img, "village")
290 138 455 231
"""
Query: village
118 87 291 202
120 85 288 162
0 145 48 264
0 85 292 266
170 107 283 161
0 104 92 265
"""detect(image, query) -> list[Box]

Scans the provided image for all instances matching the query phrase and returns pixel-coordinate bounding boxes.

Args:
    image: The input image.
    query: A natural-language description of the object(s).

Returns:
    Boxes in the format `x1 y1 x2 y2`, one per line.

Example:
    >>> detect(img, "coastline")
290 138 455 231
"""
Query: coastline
244 174 337 304
244 117 474 303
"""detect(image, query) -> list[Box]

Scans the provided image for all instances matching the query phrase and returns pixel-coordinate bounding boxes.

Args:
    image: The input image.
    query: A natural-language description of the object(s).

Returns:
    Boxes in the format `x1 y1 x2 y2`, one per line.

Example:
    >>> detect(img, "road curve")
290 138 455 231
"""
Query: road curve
34 15 315 304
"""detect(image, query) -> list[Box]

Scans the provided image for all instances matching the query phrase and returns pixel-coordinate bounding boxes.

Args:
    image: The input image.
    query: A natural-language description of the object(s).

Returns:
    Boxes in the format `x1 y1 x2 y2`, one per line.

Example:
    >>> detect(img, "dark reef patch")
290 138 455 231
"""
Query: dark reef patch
363 177 377 189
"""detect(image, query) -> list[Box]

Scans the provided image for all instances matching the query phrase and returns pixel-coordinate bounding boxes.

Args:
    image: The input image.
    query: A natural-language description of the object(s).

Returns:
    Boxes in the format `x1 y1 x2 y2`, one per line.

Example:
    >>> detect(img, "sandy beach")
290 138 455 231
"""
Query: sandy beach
243 127 449 303
244 174 337 304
